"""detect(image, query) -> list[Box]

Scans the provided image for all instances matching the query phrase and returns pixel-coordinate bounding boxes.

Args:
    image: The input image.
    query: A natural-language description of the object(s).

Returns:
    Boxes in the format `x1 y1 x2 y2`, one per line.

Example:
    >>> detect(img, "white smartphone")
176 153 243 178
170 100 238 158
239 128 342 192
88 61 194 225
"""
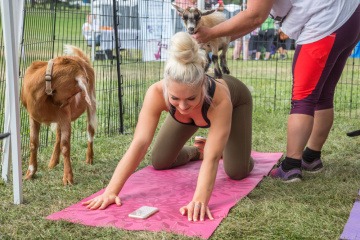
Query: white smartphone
128 206 159 219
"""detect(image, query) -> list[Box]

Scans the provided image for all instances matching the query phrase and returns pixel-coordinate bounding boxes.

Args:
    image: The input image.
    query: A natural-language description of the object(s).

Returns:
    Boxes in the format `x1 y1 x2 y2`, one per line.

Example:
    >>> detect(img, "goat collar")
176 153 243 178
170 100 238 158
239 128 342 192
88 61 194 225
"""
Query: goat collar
45 59 54 95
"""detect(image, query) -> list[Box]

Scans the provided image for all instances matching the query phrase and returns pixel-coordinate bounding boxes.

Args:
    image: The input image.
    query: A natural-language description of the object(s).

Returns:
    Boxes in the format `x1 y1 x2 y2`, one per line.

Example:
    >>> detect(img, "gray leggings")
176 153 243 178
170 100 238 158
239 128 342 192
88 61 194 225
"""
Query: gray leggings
150 74 254 180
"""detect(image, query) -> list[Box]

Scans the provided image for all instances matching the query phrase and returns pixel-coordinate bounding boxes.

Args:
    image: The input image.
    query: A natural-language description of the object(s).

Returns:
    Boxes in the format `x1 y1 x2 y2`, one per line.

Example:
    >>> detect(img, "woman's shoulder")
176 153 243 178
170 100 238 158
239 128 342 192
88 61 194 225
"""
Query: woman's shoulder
144 81 167 110
146 81 165 95
212 78 231 106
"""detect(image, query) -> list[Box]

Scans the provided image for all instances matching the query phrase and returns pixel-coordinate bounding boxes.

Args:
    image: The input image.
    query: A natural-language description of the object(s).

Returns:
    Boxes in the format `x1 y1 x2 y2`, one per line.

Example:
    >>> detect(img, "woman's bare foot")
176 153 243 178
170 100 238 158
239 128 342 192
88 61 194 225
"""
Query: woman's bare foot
193 136 206 159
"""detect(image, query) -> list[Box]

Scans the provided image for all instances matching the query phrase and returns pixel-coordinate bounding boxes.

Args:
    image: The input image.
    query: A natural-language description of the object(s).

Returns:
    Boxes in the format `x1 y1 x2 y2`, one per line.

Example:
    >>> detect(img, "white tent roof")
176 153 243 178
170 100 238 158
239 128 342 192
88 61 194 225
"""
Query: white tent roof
224 4 241 13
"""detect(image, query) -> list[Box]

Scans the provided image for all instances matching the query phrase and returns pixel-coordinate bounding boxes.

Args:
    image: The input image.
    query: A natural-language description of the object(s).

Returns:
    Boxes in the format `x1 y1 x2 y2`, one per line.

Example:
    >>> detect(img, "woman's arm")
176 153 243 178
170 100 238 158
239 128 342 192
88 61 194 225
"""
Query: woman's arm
83 82 166 210
180 86 232 221
193 0 275 43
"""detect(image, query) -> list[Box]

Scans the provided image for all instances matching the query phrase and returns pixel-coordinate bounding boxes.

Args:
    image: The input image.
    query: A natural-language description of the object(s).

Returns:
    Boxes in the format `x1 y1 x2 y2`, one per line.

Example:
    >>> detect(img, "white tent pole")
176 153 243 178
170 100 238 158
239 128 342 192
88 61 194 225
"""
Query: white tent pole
242 0 247 60
1 0 23 204
1 91 10 182
2 0 24 183
90 0 95 61
1 0 11 183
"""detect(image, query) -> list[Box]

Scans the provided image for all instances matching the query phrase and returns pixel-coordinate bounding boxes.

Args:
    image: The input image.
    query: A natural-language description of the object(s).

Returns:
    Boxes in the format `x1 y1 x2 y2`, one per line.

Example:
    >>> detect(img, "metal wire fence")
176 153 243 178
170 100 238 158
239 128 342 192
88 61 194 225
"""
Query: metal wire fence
0 0 359 160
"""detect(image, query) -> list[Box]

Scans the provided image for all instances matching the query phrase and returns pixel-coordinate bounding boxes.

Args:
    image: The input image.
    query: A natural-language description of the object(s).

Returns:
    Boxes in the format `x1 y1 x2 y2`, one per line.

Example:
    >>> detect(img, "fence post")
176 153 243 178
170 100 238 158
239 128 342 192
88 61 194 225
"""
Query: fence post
112 0 124 134
0 0 24 204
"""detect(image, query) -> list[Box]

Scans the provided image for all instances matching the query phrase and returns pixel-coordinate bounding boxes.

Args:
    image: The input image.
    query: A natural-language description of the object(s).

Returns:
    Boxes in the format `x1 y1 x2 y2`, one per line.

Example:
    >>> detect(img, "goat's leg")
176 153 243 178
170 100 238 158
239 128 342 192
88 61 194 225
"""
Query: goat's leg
211 49 222 78
49 124 61 169
204 52 212 72
85 103 97 164
59 121 73 185
220 46 230 74
25 118 40 180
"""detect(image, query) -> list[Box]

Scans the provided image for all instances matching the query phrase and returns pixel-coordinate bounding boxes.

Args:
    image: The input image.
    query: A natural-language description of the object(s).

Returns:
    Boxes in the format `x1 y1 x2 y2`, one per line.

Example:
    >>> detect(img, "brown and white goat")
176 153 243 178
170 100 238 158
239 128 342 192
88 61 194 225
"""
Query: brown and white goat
172 4 231 78
21 45 97 185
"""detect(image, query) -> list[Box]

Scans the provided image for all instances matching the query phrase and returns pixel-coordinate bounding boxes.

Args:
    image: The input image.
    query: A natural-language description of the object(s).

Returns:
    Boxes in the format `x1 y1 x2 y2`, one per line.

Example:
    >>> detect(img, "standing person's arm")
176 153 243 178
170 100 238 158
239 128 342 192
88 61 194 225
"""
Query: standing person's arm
193 0 274 43
82 83 166 210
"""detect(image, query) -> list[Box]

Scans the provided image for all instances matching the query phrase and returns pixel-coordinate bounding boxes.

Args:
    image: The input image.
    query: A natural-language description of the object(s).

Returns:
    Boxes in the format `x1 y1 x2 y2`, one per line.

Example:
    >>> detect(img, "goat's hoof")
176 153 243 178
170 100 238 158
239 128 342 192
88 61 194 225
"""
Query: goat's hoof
214 71 222 79
86 158 93 165
223 67 230 74
214 67 223 78
48 160 59 169
63 172 74 185
24 170 35 180
63 177 74 186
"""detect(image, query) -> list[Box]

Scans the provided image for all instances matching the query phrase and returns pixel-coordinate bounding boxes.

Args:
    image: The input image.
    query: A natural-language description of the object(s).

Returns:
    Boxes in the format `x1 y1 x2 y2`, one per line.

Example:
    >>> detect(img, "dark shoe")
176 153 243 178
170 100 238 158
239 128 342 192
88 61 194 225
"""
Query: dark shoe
301 158 323 173
279 54 287 60
269 164 302 182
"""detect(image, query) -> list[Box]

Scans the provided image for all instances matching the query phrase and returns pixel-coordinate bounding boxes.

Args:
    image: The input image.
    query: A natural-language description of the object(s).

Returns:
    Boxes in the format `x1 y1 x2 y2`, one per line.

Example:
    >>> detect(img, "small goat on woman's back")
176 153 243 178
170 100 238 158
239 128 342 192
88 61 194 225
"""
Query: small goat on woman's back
173 4 231 78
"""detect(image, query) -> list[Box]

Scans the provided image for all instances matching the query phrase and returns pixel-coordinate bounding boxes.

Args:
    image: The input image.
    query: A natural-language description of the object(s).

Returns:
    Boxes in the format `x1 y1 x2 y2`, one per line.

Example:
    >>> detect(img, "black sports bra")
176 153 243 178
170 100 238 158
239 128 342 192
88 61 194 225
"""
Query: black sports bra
169 75 216 128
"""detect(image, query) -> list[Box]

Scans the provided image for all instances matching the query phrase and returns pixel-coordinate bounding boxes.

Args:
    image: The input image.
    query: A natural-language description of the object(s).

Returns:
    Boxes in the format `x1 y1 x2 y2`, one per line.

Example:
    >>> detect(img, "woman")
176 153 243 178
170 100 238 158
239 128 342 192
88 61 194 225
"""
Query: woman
83 32 254 221
194 0 360 182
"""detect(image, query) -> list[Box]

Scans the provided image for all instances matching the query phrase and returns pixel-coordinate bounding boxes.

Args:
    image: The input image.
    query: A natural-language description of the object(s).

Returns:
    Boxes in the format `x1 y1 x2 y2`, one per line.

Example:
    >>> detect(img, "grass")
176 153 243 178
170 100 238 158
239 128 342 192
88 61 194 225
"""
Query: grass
1 3 360 239
1 109 359 240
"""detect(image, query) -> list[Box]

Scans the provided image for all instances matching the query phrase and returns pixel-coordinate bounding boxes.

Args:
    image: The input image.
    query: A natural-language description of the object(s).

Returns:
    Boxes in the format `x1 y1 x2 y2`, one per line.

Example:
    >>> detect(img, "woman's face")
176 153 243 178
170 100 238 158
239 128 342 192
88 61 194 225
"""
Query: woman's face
167 81 203 115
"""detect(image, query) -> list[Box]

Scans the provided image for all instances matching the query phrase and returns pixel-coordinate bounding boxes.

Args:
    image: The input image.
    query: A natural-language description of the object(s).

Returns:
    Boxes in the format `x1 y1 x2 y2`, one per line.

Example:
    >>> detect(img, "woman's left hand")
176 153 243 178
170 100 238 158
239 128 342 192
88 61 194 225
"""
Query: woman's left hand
179 201 214 221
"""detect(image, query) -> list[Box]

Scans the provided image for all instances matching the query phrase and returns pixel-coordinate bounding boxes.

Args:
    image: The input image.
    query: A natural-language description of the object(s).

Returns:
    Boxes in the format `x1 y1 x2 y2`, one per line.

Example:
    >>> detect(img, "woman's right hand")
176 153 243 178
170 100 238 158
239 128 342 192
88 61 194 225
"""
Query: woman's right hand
82 192 121 210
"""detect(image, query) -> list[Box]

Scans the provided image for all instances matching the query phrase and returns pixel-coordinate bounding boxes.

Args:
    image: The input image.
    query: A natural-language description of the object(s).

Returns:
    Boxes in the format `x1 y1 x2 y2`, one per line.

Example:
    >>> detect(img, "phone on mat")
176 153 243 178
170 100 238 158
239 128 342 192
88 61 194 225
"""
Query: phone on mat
128 206 159 219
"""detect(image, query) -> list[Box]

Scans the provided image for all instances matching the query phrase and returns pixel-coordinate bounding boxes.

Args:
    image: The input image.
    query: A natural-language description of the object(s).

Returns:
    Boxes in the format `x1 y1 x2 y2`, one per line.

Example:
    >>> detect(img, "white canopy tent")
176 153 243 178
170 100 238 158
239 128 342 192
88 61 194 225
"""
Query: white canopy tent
1 0 24 204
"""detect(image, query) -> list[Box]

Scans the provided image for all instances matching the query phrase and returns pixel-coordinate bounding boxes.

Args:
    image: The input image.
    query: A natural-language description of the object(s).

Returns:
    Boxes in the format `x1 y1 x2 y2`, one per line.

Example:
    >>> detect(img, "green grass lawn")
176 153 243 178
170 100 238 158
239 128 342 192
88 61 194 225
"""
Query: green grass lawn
1 109 359 240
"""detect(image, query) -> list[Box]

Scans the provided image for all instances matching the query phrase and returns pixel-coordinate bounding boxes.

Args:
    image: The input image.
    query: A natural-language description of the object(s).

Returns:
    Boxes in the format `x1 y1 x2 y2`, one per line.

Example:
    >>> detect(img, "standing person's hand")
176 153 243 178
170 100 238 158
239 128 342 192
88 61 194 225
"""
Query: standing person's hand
279 29 289 40
82 192 121 210
193 26 213 44
179 200 214 221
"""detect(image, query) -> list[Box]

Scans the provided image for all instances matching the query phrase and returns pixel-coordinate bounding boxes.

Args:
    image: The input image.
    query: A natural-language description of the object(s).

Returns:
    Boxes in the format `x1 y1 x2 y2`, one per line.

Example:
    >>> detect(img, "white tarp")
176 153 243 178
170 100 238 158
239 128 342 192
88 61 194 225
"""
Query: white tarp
90 0 174 61
139 0 174 61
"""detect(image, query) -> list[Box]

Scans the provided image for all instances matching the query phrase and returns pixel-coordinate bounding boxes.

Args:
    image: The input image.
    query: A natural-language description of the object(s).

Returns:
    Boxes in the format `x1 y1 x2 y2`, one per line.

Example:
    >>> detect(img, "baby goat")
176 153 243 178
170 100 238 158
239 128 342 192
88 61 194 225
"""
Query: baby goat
21 45 97 185
173 4 231 78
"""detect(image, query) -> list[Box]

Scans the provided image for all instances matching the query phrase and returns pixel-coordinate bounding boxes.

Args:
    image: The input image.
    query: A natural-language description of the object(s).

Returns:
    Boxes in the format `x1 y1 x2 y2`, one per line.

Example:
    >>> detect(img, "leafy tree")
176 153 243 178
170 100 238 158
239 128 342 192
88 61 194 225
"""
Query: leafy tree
223 0 242 5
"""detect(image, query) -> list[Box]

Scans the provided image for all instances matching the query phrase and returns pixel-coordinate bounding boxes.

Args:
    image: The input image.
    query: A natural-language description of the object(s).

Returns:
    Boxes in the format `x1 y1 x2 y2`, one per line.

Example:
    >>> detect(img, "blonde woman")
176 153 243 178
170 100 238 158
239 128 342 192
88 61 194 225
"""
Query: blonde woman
83 32 254 221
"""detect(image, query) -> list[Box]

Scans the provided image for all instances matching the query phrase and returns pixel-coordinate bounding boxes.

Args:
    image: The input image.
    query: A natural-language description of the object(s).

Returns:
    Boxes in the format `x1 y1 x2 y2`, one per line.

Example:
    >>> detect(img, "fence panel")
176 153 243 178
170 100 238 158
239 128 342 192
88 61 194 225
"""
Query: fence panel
0 1 359 161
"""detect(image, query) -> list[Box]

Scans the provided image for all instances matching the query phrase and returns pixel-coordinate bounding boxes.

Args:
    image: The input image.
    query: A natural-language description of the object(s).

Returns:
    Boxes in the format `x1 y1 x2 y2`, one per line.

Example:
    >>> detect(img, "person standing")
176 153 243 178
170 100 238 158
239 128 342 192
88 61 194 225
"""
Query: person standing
233 34 250 60
255 17 275 60
193 0 360 182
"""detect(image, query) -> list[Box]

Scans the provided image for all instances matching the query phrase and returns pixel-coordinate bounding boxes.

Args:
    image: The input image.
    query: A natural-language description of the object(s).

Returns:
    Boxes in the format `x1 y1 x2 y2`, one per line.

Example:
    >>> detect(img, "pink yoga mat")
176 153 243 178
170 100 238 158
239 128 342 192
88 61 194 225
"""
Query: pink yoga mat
47 151 282 239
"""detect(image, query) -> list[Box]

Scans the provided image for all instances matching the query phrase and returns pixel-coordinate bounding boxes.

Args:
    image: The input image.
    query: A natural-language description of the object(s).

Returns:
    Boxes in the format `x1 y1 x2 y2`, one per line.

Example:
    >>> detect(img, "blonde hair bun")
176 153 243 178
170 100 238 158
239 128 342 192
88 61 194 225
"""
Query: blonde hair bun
163 32 211 108
168 32 206 66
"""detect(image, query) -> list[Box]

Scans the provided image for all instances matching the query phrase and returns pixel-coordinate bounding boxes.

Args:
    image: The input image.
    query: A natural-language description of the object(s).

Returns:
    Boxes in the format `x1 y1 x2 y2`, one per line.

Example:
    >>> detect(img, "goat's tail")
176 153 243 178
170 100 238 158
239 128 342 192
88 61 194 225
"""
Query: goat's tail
63 44 91 65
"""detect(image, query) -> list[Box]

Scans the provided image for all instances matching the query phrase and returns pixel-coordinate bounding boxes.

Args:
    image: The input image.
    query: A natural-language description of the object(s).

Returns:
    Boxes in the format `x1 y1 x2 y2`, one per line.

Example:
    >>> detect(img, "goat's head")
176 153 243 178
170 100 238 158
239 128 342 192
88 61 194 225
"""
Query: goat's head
172 3 215 34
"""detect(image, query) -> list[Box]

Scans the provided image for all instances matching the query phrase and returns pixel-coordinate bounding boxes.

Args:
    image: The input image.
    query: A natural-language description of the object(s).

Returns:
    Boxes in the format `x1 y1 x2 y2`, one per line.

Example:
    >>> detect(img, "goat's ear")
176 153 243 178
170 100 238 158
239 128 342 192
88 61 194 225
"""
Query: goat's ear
172 3 184 15
201 9 216 16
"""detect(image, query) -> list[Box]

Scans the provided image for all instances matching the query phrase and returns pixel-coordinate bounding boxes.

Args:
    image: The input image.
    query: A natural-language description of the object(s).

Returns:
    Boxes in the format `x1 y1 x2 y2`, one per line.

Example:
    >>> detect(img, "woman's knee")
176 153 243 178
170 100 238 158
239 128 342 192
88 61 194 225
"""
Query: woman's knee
225 169 248 180
224 157 254 180
150 151 172 170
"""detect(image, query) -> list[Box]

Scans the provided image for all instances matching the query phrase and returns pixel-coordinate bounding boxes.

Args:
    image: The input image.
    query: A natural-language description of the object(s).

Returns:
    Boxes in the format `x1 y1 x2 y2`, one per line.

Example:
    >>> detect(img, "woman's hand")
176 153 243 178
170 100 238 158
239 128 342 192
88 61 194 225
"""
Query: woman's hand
82 192 121 210
179 201 214 221
279 30 289 40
